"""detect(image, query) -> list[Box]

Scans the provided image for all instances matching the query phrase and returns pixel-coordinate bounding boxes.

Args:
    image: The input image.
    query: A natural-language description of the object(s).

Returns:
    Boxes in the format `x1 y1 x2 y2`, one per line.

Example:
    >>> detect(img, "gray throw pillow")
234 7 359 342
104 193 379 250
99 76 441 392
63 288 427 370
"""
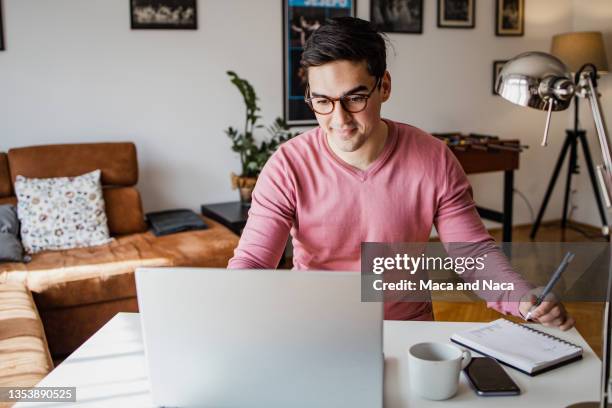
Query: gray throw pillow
0 204 25 262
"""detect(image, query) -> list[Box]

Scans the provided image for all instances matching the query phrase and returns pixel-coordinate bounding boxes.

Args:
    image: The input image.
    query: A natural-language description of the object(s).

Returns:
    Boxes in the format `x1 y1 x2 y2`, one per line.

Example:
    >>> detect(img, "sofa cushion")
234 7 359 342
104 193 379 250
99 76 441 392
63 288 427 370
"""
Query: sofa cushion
103 187 148 235
0 153 11 198
8 143 138 186
0 217 239 308
15 170 112 254
0 205 24 263
0 282 53 388
0 189 147 237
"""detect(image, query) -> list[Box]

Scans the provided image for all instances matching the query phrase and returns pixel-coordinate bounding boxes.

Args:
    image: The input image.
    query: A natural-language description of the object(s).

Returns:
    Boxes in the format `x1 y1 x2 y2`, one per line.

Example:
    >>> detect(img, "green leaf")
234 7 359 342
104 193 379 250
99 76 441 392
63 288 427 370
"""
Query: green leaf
224 73 298 176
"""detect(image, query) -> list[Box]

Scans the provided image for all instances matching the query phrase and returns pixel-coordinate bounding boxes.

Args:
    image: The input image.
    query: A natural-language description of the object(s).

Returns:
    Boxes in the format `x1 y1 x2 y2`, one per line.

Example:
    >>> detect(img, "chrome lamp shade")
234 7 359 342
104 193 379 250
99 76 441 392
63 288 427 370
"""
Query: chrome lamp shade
496 51 574 112
496 52 577 147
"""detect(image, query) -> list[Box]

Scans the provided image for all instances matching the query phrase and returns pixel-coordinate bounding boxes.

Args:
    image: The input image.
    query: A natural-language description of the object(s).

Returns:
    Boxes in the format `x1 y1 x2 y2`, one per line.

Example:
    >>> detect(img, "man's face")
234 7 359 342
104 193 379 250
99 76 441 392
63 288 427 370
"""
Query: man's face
306 60 391 154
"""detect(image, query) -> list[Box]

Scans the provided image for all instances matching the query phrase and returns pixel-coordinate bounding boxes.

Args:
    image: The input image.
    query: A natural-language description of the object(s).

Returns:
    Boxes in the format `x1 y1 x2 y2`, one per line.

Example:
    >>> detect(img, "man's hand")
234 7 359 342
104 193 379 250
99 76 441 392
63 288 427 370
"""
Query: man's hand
519 291 575 331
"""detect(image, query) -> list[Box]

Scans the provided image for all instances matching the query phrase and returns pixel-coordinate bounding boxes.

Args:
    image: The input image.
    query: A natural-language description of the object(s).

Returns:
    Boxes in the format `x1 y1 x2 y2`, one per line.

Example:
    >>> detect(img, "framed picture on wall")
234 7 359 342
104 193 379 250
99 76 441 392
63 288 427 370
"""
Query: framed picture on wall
283 0 356 126
370 0 423 34
130 0 197 30
437 0 475 29
492 60 508 95
0 0 5 51
496 0 524 36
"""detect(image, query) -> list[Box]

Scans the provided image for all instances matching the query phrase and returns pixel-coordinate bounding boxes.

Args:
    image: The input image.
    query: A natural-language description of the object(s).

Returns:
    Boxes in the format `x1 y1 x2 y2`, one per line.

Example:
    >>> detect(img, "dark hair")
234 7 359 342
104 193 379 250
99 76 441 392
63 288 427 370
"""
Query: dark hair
300 17 388 80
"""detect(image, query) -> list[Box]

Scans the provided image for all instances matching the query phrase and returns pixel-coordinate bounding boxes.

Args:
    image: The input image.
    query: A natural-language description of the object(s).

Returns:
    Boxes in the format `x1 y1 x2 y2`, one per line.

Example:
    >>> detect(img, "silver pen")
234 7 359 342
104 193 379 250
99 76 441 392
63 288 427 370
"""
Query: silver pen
525 251 575 321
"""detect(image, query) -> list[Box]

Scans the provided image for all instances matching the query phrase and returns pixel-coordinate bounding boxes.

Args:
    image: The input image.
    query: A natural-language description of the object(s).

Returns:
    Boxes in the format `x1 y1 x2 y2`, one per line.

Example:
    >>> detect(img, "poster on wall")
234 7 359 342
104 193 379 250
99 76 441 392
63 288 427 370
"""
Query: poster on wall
437 0 475 29
496 0 524 36
492 60 508 95
131 0 197 29
370 0 423 34
0 0 5 51
283 0 356 127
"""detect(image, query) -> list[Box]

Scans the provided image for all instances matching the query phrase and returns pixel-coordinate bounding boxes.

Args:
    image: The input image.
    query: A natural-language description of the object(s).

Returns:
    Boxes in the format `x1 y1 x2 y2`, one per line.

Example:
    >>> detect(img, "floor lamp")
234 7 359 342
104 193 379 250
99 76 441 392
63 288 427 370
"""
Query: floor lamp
496 50 611 407
529 32 609 239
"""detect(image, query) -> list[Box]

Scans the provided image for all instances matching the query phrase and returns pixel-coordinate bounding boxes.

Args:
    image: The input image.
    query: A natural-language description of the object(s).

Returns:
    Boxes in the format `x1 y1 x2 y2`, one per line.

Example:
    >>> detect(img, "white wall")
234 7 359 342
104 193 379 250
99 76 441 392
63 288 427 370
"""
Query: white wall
0 0 284 209
0 0 594 231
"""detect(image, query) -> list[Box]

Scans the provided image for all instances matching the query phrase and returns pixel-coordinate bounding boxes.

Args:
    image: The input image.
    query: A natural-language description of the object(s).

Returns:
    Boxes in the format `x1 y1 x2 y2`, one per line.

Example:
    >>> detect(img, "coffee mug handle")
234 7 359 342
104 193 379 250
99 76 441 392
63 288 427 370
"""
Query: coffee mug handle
460 349 472 369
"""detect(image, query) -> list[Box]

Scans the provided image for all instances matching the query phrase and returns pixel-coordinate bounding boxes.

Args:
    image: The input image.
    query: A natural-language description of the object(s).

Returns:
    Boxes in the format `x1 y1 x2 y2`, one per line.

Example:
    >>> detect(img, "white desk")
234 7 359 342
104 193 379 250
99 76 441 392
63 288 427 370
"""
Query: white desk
15 313 600 407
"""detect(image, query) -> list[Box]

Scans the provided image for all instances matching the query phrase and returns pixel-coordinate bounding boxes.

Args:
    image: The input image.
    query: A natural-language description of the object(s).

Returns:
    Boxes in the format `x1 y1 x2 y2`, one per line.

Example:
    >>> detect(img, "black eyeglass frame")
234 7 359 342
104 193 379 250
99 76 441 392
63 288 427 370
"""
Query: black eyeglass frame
304 77 382 115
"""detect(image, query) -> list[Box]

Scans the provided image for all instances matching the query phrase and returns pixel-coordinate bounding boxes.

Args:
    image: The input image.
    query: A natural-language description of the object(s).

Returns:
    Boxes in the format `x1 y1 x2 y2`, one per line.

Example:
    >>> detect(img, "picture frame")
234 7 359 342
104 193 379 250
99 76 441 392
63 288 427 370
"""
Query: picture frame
370 0 423 34
492 60 508 95
437 0 475 29
130 0 197 30
0 0 4 51
283 0 356 127
495 0 524 36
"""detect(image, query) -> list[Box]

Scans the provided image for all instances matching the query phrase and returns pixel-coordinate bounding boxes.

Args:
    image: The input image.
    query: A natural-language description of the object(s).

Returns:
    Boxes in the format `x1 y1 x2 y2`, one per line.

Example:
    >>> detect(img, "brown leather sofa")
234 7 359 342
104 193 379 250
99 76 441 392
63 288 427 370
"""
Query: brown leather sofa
0 143 239 359
0 282 53 407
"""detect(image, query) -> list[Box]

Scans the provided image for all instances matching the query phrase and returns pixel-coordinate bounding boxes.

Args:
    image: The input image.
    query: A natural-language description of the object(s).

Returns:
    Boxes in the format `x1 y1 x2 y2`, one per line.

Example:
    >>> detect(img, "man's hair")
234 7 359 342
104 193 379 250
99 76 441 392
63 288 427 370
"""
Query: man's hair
300 17 388 80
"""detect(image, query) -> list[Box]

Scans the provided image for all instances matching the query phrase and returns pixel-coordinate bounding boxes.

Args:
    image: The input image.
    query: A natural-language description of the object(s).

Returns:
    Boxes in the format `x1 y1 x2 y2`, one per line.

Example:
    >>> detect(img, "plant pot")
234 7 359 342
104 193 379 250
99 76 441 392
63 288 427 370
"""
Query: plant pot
238 186 255 207
231 173 257 207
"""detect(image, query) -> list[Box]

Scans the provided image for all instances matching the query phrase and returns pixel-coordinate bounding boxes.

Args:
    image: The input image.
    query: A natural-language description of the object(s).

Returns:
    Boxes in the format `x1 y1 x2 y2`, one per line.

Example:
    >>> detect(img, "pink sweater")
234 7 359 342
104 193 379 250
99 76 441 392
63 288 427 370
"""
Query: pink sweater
228 120 531 319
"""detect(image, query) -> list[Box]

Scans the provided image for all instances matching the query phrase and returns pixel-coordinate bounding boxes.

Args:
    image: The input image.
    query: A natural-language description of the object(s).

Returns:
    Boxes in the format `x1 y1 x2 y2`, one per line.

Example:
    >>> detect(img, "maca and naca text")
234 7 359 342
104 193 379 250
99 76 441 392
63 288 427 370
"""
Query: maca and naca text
372 279 515 291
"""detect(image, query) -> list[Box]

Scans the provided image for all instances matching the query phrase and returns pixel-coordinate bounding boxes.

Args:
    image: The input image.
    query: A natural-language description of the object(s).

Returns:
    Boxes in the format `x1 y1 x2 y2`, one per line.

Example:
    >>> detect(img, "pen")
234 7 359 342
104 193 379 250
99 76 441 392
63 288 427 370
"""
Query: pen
525 251 575 321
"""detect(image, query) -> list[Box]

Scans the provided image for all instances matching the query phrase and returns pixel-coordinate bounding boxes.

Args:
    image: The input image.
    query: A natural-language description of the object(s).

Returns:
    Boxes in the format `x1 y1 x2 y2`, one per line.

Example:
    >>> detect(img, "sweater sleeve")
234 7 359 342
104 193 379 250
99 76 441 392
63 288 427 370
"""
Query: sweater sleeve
227 149 295 269
434 146 533 317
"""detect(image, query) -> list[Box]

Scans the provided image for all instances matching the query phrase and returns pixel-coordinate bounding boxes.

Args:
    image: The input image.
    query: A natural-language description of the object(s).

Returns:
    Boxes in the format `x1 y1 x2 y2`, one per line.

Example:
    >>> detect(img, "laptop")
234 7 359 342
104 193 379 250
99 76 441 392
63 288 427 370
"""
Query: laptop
135 267 383 408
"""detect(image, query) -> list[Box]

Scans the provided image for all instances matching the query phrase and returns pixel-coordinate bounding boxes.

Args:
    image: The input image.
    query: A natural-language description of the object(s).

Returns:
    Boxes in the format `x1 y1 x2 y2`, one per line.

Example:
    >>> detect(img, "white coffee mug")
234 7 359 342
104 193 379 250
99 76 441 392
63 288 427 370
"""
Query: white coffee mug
407 342 472 400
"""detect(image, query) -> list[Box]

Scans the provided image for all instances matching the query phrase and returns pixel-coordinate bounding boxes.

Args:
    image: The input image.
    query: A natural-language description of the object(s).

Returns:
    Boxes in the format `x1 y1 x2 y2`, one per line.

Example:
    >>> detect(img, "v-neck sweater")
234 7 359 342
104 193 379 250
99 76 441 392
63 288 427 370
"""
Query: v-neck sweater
228 120 532 320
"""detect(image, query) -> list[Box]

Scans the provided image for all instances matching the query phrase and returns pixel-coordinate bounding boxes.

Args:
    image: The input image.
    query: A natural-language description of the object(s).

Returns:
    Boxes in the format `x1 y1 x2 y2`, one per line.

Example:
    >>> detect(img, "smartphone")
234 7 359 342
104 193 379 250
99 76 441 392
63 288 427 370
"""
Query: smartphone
464 357 521 396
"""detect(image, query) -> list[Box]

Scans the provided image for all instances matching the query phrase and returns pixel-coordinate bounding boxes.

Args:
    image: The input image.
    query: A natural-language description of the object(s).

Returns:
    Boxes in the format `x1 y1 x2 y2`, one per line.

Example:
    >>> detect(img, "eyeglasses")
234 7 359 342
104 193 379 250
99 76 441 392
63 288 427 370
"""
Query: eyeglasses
304 77 381 115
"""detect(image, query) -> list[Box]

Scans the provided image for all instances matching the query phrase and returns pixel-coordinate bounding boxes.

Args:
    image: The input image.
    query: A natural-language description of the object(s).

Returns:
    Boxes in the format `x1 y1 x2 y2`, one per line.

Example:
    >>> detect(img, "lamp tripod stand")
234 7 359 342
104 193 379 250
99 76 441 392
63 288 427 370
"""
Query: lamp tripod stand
530 98 609 239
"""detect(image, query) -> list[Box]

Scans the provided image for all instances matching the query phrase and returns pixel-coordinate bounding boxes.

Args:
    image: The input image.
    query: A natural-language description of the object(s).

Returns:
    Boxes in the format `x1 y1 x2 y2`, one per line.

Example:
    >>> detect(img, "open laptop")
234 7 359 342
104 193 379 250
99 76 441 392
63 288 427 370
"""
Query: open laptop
135 267 383 408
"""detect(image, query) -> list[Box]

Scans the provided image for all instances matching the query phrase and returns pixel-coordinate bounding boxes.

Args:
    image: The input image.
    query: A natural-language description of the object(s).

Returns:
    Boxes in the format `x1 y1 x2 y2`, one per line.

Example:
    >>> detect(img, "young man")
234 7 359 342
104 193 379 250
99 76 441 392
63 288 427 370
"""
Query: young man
228 17 574 330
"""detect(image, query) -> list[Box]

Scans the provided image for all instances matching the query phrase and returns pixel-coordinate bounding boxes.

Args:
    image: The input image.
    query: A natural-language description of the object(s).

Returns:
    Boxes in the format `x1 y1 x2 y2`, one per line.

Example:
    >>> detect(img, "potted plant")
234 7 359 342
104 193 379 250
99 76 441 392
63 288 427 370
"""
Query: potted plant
225 71 298 206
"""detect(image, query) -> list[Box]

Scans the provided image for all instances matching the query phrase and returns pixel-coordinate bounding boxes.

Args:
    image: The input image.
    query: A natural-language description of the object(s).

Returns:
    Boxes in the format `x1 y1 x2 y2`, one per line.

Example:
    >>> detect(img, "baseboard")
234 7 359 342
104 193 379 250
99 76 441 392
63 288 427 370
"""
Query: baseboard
486 219 603 235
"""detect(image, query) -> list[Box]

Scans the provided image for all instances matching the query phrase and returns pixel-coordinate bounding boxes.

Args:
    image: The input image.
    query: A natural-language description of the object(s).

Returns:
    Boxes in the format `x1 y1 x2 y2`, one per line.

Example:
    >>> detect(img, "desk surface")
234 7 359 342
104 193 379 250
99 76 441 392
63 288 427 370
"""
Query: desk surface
15 313 600 407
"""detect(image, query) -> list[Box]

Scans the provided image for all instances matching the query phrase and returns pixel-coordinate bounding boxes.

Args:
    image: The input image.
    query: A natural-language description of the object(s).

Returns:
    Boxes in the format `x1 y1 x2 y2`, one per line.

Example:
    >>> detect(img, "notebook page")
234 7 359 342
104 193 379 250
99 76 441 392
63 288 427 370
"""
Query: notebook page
453 319 580 369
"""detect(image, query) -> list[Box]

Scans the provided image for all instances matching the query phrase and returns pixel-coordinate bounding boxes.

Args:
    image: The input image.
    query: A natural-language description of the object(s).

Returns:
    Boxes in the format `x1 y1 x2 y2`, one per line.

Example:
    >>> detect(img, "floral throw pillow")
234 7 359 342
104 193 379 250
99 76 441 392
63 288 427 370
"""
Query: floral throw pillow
15 169 112 254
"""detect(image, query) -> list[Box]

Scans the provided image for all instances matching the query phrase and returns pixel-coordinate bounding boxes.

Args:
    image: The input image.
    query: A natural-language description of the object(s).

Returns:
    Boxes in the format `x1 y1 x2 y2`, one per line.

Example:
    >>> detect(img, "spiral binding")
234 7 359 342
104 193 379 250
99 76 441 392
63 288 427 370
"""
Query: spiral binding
501 319 582 349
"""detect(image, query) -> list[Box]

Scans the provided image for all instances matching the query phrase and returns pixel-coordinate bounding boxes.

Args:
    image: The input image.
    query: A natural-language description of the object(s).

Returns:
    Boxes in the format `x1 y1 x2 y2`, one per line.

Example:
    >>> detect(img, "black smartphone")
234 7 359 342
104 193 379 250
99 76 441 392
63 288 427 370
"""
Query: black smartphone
464 357 521 396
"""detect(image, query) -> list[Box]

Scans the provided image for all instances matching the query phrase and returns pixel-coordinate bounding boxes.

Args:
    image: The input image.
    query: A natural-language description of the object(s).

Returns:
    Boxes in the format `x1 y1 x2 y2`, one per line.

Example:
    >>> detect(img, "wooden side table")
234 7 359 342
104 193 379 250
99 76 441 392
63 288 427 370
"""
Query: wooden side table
200 202 249 236
201 201 288 267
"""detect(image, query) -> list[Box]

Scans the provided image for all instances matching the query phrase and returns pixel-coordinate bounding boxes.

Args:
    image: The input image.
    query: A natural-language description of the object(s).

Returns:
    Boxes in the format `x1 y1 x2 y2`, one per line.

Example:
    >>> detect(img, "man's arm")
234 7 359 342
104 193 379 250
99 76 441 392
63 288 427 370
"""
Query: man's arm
434 145 574 329
227 149 295 269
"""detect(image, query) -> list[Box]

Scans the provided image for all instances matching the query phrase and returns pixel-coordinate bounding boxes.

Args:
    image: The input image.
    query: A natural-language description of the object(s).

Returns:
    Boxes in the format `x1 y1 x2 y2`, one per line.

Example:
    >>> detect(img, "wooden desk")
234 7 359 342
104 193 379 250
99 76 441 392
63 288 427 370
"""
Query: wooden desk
14 313 599 407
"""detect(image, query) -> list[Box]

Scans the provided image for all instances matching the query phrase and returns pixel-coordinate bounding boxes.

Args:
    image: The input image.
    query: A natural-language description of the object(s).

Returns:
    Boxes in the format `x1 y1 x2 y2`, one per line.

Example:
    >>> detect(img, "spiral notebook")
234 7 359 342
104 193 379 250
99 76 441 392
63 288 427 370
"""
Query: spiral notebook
450 319 583 376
